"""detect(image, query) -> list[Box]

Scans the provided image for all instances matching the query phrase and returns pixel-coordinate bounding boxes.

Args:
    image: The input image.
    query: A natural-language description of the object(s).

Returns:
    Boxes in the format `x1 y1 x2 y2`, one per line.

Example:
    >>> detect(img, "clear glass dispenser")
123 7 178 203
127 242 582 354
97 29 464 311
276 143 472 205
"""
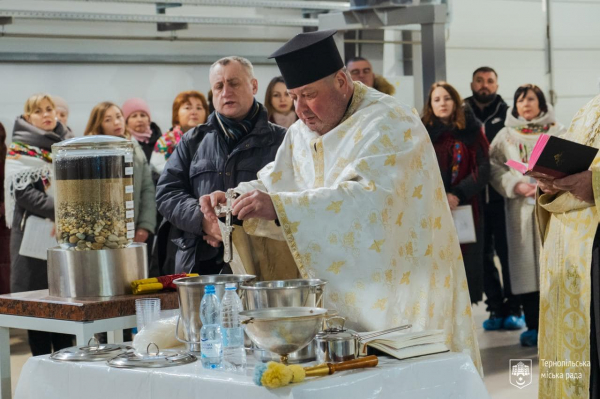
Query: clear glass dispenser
52 136 135 251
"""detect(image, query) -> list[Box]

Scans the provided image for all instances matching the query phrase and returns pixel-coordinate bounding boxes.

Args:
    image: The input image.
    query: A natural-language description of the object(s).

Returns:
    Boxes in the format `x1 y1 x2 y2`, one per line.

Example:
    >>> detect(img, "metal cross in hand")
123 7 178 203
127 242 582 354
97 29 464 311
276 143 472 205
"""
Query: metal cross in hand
214 189 238 263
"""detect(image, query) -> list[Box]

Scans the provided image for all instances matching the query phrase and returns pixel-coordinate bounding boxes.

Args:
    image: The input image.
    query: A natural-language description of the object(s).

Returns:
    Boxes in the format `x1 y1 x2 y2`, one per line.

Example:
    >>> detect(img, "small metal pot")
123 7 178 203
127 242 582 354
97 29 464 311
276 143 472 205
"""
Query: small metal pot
315 316 360 363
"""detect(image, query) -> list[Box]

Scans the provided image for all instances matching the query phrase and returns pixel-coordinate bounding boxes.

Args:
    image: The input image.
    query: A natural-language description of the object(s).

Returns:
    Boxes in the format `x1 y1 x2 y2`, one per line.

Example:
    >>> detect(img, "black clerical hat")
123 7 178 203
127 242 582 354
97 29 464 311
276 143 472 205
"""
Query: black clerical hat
269 29 344 89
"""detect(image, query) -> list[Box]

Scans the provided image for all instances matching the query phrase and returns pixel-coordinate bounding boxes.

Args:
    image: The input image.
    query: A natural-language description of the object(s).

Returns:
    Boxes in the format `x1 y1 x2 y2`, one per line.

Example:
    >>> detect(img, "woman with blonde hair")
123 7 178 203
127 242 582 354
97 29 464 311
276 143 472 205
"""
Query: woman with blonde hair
264 76 297 128
5 93 72 355
422 81 490 304
84 102 156 247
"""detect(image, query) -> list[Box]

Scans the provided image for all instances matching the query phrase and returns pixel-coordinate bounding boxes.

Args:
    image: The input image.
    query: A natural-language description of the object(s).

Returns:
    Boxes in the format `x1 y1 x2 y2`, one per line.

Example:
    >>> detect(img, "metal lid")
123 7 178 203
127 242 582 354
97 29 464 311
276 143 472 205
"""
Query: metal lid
53 135 128 147
50 338 131 362
107 343 197 368
315 316 358 342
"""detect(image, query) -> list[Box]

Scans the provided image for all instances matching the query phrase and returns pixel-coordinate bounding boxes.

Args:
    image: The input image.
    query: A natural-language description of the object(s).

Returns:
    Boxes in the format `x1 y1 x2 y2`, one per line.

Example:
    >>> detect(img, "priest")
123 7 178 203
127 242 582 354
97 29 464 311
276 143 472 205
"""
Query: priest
200 30 481 370
531 95 600 398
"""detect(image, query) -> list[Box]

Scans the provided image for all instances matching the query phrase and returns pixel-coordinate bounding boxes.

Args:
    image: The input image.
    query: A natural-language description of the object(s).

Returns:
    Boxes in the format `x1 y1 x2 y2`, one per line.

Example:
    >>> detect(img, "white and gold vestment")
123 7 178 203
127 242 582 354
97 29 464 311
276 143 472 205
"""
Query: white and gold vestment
233 82 481 371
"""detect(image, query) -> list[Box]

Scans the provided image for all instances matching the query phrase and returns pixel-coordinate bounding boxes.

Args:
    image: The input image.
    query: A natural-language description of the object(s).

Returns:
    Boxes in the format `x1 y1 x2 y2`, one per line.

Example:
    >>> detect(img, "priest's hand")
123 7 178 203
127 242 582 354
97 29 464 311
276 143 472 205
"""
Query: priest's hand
232 190 277 221
514 182 537 198
528 172 560 195
446 193 460 210
199 191 227 223
553 170 594 203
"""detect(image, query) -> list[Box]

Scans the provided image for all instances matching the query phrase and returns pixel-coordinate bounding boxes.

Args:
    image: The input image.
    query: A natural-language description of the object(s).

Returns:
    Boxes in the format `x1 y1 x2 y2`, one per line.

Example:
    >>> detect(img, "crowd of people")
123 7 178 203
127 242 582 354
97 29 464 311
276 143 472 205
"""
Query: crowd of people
1 32 599 395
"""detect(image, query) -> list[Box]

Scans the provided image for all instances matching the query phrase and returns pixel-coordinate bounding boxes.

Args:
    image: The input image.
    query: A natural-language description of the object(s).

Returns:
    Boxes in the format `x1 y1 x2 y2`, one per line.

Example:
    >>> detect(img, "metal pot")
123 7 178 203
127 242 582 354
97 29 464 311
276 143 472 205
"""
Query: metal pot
315 317 360 363
173 274 255 352
240 279 327 363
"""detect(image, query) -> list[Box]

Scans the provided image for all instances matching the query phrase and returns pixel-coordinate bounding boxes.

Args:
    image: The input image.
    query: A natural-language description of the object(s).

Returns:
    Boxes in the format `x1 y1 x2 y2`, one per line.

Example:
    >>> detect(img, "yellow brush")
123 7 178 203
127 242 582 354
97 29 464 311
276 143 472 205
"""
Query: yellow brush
254 355 379 388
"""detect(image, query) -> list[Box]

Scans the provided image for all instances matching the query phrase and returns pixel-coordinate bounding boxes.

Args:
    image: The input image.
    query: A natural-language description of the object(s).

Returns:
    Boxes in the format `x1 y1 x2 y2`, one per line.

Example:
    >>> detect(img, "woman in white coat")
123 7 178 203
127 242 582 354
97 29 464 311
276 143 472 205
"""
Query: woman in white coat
489 84 565 347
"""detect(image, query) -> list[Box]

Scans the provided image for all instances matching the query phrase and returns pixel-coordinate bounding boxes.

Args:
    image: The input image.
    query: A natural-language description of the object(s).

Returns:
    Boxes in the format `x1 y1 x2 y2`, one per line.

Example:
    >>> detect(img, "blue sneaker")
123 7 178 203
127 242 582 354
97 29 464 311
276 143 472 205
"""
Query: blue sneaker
503 315 525 330
520 329 538 347
483 312 504 331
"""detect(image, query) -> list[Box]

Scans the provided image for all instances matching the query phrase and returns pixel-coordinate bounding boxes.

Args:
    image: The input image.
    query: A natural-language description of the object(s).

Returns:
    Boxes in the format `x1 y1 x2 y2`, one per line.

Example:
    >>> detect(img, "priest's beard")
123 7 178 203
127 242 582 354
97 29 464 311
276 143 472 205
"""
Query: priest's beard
472 90 497 105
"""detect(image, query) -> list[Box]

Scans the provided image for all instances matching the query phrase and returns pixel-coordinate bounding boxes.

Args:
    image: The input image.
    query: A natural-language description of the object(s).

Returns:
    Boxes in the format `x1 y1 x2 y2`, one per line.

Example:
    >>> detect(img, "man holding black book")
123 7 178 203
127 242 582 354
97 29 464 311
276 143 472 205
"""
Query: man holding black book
531 94 600 398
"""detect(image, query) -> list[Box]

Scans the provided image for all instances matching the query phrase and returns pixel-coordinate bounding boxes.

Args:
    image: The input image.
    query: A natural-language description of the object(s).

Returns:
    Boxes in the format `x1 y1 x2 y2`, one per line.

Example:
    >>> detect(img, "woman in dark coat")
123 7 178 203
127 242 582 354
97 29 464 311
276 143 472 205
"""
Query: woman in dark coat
422 81 490 304
5 94 73 355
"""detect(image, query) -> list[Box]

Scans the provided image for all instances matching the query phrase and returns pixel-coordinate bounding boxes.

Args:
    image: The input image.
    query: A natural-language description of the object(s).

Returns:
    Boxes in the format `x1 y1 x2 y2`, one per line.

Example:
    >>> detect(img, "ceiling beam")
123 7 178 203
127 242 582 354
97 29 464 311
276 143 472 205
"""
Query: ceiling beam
0 32 288 42
36 0 350 11
0 52 278 64
0 9 319 27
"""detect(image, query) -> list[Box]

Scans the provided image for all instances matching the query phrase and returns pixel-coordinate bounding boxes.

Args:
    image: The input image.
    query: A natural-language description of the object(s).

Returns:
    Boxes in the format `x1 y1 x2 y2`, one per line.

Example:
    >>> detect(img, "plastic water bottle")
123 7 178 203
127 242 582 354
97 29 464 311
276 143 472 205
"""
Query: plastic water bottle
220 283 246 372
200 285 223 369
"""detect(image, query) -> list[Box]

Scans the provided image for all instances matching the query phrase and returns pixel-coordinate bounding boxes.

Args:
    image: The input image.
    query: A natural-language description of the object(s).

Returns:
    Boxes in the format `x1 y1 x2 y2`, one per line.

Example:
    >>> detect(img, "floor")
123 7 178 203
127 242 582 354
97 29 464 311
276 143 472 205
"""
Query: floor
7 302 539 398
472 301 540 398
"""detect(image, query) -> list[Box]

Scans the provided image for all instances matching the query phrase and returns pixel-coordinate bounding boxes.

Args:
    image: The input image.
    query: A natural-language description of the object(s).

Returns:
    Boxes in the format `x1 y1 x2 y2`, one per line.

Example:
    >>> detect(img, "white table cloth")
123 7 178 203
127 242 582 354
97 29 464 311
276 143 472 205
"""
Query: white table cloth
15 352 489 399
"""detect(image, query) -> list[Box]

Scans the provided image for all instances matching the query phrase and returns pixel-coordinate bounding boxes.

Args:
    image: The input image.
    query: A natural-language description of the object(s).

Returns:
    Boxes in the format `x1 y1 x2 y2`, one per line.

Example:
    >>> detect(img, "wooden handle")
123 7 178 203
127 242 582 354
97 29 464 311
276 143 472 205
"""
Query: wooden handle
329 355 378 373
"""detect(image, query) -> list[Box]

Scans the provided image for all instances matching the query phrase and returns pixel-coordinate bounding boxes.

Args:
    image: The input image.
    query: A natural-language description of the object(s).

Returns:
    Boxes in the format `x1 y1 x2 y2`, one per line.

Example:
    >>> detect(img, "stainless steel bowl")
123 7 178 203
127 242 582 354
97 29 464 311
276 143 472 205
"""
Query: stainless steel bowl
240 279 327 362
240 307 327 363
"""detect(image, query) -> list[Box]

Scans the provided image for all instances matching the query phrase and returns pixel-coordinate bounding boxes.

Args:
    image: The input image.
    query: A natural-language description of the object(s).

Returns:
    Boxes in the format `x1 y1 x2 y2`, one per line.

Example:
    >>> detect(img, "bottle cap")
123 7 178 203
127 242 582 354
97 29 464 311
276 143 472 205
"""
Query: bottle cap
204 285 215 294
225 283 236 290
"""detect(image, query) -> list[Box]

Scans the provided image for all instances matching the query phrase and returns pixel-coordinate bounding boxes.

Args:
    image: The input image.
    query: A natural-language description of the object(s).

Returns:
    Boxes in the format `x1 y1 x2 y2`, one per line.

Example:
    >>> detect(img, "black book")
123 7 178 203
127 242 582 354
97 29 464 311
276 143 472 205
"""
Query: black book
506 134 598 178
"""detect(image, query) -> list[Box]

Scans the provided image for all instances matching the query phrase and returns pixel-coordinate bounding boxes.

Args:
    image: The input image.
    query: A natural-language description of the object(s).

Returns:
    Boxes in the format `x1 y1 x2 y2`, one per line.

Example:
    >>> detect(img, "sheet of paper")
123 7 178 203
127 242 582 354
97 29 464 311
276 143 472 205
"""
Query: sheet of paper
19 215 57 260
451 205 477 244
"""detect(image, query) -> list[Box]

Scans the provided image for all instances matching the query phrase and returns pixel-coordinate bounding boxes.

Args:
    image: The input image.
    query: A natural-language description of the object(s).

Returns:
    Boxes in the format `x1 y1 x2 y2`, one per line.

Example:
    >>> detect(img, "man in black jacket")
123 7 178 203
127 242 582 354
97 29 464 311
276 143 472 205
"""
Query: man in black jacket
464 66 523 331
156 56 286 274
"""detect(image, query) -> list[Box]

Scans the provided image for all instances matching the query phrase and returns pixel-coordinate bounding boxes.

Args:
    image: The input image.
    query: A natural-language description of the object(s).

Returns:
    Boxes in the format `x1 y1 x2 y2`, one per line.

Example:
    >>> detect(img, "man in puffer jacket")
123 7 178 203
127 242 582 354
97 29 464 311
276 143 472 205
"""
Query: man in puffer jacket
156 56 285 275
347 56 396 96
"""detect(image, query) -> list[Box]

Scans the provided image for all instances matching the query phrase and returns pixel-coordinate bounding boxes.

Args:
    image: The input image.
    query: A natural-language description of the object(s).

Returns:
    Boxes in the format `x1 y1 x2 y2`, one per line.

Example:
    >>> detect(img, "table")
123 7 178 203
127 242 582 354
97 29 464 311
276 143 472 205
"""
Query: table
14 352 489 399
0 289 179 399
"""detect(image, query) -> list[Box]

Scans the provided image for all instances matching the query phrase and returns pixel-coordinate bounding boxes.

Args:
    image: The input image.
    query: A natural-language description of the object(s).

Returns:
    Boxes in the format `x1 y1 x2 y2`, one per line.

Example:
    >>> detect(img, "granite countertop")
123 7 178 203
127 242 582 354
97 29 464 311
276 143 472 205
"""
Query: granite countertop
0 290 179 322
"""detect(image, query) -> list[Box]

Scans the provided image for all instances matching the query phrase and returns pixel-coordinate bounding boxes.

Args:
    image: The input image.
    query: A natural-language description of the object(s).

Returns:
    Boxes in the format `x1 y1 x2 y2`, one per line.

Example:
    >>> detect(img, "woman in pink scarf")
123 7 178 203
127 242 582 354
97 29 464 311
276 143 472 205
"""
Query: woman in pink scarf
122 98 162 162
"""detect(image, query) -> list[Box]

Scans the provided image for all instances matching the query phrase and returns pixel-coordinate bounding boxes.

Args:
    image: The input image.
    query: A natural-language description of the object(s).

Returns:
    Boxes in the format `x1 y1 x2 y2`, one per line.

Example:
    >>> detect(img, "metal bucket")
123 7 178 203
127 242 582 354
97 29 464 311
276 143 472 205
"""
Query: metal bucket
173 274 255 353
240 279 327 363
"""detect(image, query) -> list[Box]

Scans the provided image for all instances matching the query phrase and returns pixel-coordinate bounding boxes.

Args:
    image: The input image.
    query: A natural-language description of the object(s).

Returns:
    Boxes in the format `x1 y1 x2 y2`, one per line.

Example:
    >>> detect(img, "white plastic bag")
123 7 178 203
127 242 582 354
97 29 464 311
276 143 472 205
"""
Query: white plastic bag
132 315 184 354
